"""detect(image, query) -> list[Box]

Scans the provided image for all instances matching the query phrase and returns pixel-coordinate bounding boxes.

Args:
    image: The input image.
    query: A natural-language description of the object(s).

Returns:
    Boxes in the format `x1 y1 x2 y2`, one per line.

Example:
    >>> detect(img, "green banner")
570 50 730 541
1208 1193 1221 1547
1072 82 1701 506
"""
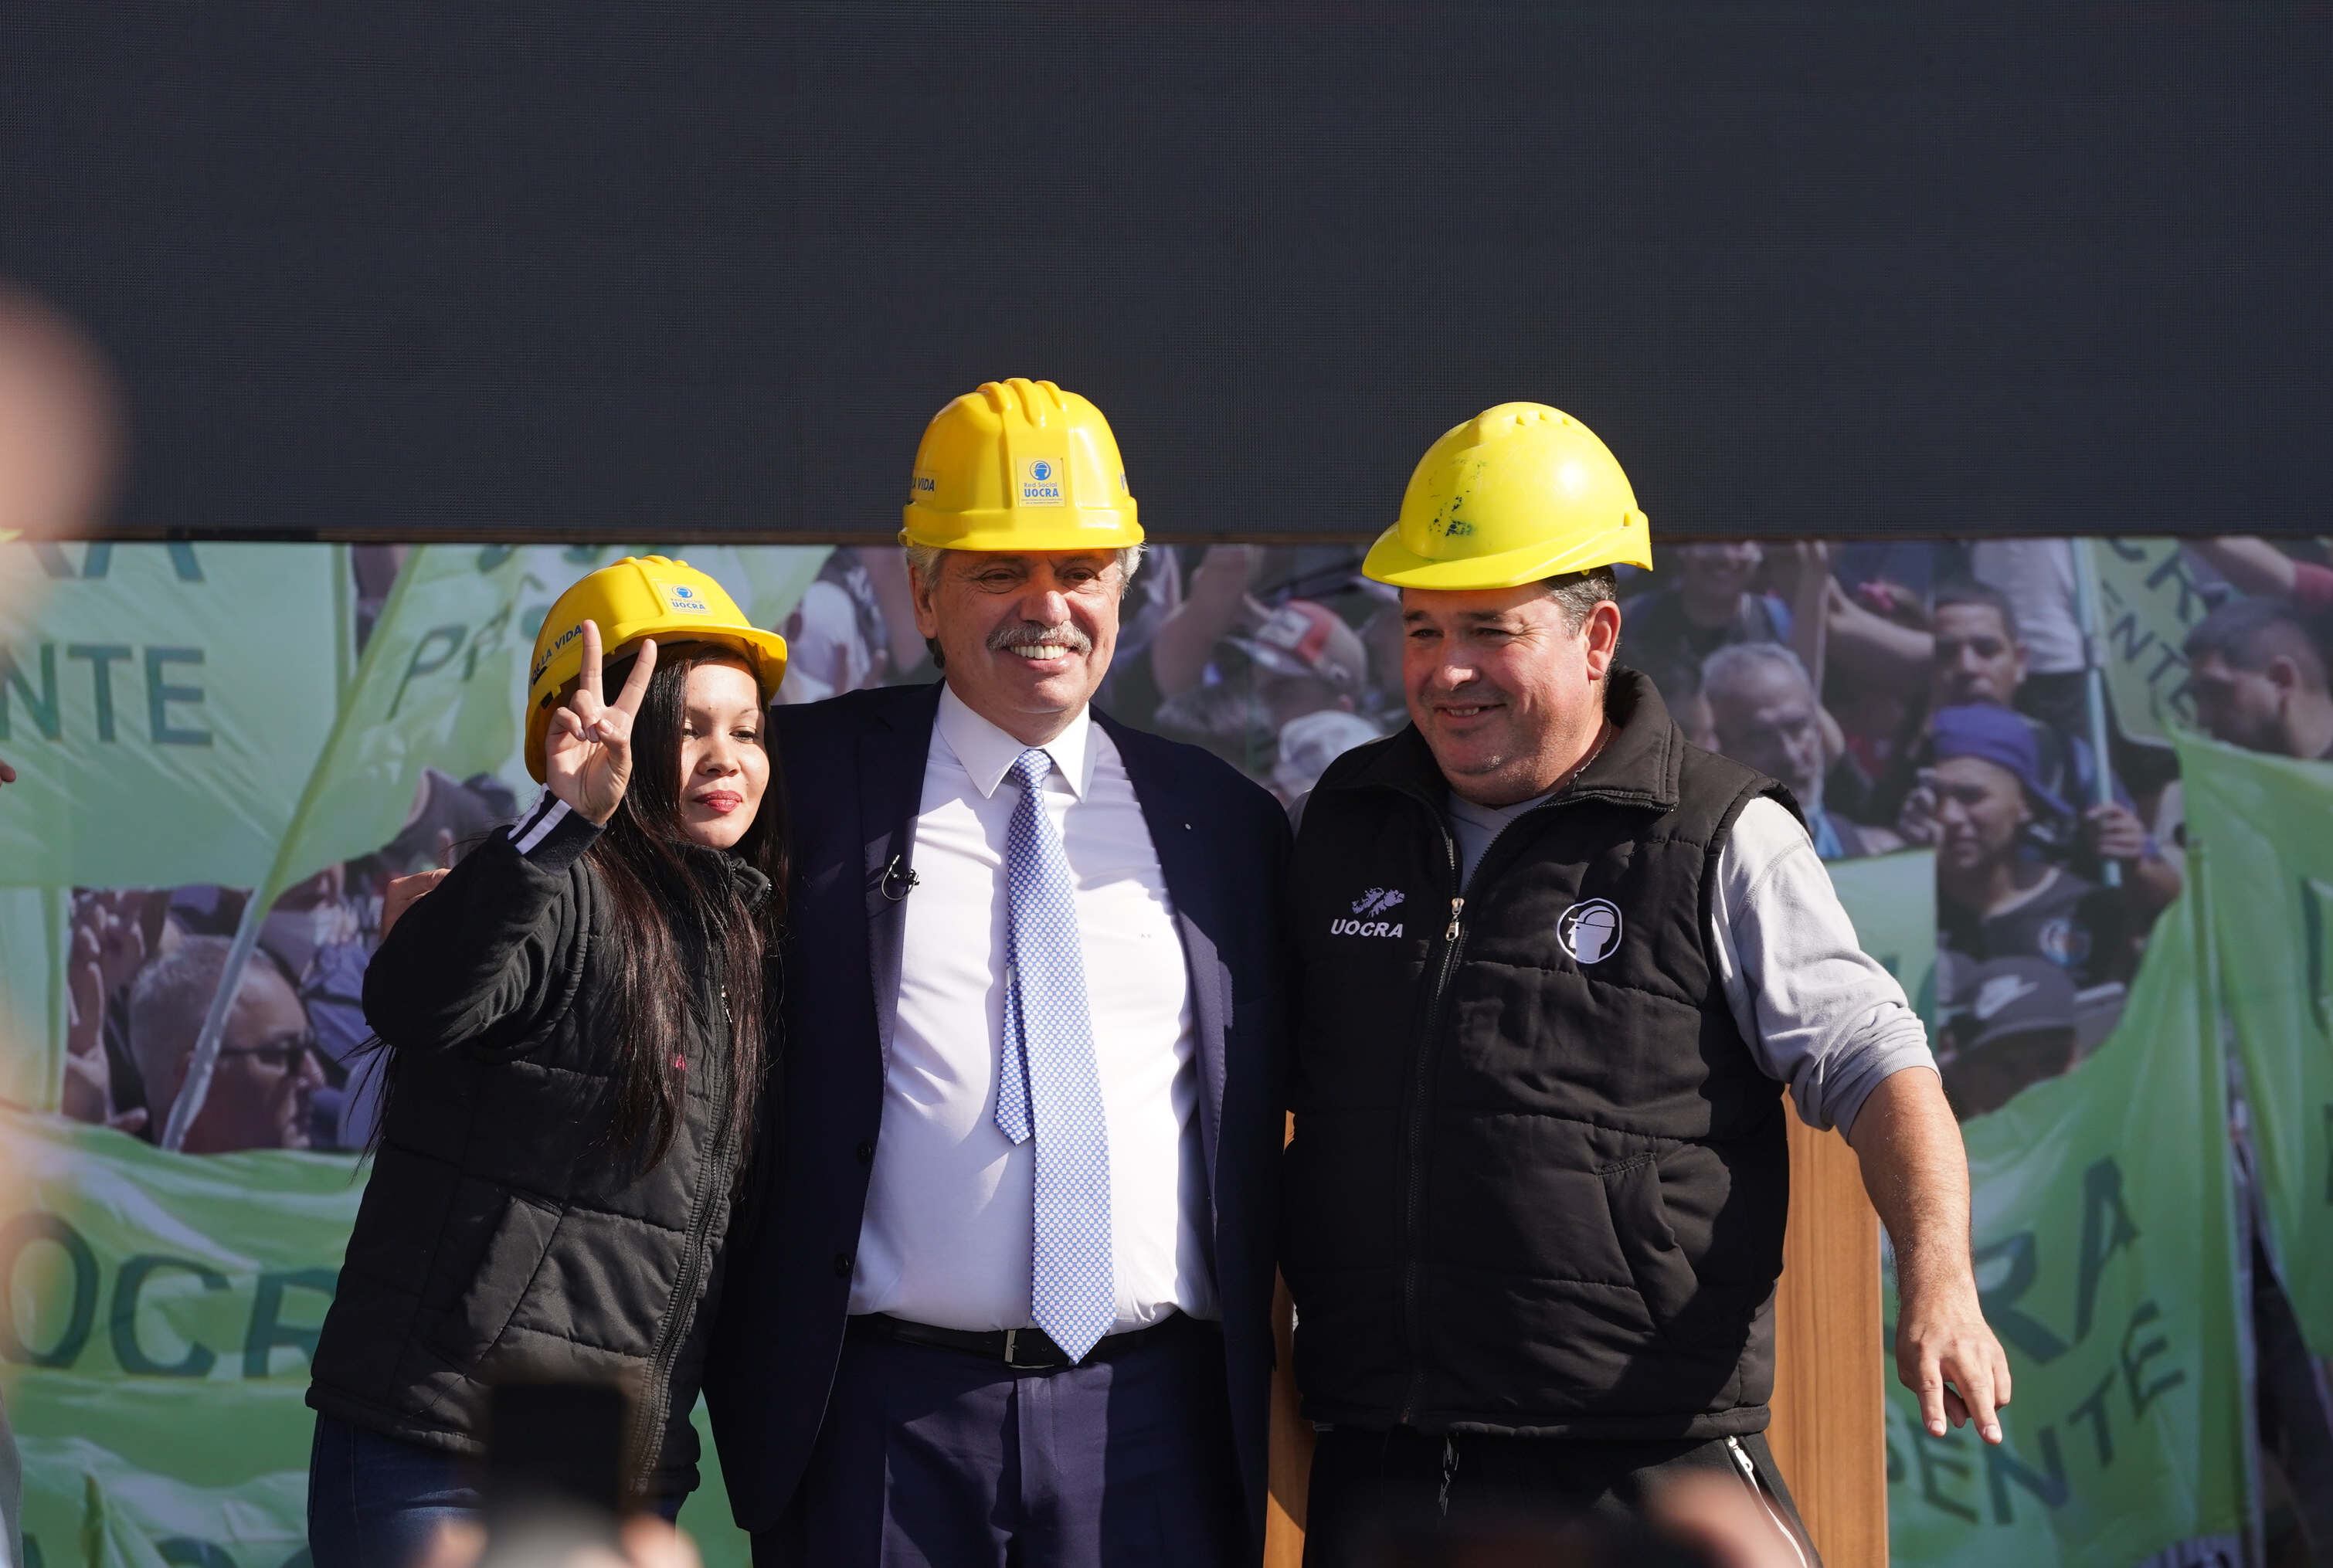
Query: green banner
1827 847 1937 1030
1883 892 2250 1566
0 1109 756 1566
0 543 348 891
2177 732 2333 1355
2086 538 2213 746
2 545 827 1563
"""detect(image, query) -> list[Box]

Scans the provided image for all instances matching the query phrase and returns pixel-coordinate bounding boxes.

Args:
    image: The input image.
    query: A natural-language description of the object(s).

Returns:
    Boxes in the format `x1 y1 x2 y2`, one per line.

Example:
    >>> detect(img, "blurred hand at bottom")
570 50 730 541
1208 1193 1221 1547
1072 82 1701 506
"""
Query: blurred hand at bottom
421 1516 702 1568
1650 1475 1815 1568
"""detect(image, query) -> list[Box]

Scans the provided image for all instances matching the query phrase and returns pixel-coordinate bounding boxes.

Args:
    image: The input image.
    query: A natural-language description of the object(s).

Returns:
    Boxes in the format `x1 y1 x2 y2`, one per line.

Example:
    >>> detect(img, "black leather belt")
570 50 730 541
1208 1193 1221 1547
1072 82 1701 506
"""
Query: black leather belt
849 1310 1210 1373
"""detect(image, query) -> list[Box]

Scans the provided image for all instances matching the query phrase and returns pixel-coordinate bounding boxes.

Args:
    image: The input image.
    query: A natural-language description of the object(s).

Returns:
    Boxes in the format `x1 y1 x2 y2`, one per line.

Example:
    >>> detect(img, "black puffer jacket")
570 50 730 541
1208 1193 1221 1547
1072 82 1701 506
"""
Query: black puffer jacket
307 795 762 1496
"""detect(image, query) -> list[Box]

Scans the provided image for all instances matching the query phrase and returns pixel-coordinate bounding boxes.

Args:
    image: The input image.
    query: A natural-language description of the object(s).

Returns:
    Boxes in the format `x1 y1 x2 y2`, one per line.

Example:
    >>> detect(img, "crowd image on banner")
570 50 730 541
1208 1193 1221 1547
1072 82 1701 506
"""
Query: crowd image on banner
45 535 2333 1149
56 772 519 1157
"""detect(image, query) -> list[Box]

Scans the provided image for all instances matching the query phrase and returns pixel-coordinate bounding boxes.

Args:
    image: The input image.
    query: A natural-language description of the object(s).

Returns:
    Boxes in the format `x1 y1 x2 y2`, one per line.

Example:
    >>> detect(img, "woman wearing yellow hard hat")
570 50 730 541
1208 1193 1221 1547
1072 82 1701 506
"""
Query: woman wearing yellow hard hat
306 556 788 1561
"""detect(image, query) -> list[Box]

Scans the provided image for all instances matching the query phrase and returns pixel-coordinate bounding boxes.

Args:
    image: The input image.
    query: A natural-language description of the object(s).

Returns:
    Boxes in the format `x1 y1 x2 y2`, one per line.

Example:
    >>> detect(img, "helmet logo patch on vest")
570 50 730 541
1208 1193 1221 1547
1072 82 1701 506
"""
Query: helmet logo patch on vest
1332 887 1405 938
1558 898 1622 965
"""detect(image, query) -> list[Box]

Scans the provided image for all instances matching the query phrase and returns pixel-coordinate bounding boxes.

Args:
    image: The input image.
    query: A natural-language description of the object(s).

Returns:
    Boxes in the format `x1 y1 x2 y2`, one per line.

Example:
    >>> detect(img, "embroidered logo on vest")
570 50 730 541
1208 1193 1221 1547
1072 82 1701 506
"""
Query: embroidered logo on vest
1557 898 1623 964
1333 887 1406 938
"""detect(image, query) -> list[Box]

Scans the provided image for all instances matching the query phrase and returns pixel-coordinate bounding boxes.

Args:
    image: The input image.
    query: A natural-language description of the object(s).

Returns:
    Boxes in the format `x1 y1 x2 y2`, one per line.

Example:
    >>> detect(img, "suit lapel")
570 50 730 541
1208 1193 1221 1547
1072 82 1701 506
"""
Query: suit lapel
860 683 945 1071
1102 711 1229 1207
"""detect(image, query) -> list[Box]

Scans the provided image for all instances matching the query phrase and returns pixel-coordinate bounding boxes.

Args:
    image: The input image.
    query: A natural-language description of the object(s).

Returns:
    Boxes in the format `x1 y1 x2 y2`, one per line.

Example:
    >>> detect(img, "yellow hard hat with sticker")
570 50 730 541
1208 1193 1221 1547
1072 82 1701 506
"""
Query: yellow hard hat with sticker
902 378 1142 552
1363 402 1653 591
522 555 787 782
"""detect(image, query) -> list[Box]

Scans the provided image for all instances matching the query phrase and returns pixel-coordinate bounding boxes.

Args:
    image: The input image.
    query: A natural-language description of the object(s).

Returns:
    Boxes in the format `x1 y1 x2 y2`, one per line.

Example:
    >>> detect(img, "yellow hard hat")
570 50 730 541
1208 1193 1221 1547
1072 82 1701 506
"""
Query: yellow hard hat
901 378 1142 552
1362 402 1653 591
523 555 788 782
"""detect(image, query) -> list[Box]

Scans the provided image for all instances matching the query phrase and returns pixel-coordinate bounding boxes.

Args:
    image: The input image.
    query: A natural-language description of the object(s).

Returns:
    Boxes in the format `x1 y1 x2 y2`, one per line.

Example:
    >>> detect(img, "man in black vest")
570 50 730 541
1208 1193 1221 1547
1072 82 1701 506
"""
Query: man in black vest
1284 404 2009 1564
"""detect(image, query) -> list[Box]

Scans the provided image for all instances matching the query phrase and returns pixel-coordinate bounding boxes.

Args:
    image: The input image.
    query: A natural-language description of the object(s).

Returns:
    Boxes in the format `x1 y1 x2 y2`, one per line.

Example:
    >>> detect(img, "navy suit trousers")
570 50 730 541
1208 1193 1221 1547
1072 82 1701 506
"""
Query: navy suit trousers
754 1319 1245 1567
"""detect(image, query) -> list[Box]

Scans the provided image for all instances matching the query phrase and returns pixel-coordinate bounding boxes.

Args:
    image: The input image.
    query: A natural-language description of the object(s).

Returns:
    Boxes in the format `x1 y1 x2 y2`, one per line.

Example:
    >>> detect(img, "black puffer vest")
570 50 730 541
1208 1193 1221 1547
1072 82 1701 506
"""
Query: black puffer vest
309 816 765 1495
1284 669 1798 1439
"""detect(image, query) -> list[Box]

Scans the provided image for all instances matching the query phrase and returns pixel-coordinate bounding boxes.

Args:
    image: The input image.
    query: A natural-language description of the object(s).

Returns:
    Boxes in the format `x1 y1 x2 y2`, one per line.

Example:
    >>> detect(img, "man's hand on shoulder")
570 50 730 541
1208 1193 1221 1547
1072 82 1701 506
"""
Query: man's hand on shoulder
381 867 450 942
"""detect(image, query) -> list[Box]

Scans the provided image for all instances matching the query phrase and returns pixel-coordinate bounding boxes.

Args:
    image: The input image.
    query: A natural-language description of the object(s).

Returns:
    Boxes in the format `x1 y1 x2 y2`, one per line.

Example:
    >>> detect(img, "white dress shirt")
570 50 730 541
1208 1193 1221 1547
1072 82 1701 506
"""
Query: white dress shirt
848 685 1217 1332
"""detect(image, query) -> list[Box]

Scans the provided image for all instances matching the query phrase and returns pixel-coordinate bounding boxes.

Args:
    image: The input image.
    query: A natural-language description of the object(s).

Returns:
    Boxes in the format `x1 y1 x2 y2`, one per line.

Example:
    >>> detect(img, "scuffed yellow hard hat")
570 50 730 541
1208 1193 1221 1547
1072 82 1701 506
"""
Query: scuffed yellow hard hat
901 378 1142 553
523 555 788 782
1363 402 1653 590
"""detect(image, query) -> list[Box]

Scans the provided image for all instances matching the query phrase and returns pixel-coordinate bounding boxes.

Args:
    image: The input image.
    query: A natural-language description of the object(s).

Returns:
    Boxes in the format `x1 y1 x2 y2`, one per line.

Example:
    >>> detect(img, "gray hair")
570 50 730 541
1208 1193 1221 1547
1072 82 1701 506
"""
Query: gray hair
1700 640 1815 704
1542 567 1619 632
125 935 292 1091
902 542 1144 595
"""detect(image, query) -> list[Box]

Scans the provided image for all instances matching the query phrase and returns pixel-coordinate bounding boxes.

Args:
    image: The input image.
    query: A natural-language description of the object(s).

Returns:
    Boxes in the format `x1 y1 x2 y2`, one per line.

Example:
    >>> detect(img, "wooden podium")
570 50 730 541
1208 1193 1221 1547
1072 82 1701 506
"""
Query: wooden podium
1766 1114 1889 1564
1264 1115 1886 1565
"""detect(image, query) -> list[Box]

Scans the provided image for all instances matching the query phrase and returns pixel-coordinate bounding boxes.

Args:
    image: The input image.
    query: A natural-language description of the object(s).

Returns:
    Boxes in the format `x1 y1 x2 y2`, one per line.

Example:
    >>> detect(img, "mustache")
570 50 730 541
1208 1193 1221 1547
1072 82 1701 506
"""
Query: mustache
988 620 1093 655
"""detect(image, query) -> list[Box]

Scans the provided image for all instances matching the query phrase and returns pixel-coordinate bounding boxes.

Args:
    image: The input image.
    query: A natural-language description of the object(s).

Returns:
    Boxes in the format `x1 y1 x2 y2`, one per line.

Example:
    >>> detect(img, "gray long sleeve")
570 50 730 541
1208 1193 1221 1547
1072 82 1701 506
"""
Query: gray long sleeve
1710 796 1937 1135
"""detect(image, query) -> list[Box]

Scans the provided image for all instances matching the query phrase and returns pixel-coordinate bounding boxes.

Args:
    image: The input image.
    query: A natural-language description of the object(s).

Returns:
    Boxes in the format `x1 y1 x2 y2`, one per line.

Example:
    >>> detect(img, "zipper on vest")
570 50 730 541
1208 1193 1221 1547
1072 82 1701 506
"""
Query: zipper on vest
634 976 739 1485
1392 788 1577 1427
1396 816 1465 1427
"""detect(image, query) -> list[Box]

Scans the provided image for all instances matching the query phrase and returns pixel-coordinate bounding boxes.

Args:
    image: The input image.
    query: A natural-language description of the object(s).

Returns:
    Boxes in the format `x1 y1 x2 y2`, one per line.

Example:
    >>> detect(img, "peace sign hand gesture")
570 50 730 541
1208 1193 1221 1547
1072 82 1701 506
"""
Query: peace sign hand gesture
545 619 657 825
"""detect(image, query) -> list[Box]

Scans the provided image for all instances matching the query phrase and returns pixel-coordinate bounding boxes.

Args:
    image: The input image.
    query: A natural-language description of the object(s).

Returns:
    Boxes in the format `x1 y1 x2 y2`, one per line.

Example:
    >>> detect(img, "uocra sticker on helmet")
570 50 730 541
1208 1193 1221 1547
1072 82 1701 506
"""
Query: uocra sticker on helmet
1557 898 1622 964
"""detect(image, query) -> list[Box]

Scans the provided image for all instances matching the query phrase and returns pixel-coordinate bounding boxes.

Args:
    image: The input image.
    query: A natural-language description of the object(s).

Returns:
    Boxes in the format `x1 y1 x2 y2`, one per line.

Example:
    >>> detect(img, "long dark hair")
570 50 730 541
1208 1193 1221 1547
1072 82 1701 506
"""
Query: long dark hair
586 642 787 1176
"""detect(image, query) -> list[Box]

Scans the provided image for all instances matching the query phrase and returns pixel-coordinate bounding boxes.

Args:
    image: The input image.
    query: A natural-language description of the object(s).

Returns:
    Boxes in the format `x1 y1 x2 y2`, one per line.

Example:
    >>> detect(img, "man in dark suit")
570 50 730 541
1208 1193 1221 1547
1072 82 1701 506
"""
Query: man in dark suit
708 379 1289 1566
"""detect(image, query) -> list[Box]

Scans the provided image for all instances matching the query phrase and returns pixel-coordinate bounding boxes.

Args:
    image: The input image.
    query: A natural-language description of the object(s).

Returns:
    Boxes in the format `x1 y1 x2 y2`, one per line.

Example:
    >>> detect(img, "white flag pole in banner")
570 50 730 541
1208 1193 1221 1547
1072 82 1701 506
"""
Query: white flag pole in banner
159 545 444 1152
2069 540 2122 890
156 895 268 1151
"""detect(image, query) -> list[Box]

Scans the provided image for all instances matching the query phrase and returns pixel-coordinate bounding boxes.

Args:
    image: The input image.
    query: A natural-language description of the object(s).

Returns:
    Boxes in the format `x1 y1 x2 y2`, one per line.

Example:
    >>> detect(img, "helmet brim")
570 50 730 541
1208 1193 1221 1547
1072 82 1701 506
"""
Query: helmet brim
524 624 790 783
899 507 1143 553
1360 522 1654 591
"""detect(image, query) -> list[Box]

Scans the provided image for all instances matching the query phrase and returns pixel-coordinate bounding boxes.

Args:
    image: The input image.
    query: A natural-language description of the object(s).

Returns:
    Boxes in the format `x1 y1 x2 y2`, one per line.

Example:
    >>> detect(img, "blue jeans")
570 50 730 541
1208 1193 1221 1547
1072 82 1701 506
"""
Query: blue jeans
307 1414 684 1568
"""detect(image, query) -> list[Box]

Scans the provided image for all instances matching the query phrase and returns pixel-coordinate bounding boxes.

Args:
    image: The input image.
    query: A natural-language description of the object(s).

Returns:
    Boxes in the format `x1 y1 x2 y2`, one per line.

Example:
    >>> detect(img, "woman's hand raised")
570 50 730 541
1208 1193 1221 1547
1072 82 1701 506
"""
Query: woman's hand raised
545 620 656 825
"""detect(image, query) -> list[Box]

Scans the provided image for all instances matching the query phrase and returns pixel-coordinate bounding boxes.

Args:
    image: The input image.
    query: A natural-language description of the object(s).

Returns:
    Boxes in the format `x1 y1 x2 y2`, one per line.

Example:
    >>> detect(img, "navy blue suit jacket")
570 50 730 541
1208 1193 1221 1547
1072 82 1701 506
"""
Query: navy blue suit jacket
706 681 1291 1555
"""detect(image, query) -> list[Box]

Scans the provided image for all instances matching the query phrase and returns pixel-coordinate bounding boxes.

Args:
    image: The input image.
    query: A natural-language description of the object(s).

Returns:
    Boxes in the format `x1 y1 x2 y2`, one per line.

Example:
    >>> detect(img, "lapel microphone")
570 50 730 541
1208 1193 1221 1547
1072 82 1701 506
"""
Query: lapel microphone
880 854 920 901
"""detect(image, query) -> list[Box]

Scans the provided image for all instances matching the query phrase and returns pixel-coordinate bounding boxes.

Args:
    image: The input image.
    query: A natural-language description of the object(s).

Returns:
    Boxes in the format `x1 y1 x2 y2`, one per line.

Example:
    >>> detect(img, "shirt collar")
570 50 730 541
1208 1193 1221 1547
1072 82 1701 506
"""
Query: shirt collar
936 682 1095 801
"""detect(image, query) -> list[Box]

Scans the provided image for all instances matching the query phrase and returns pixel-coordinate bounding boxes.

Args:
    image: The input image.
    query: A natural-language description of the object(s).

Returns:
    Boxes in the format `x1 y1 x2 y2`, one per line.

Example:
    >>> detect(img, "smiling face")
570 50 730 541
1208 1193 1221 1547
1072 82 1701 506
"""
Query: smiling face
912 549 1124 745
1400 583 1620 806
675 657 769 850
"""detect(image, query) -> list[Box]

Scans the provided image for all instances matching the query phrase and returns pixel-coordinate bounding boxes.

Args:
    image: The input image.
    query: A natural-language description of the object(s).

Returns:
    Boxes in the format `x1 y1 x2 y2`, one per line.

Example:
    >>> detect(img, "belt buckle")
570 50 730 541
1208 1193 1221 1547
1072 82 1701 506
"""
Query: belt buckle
1002 1328 1064 1372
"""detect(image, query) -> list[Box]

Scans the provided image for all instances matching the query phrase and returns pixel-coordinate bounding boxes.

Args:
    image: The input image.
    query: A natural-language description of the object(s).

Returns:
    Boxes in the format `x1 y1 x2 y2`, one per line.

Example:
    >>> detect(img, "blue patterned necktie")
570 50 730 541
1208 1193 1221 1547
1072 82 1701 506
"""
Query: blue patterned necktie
994 747 1116 1362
